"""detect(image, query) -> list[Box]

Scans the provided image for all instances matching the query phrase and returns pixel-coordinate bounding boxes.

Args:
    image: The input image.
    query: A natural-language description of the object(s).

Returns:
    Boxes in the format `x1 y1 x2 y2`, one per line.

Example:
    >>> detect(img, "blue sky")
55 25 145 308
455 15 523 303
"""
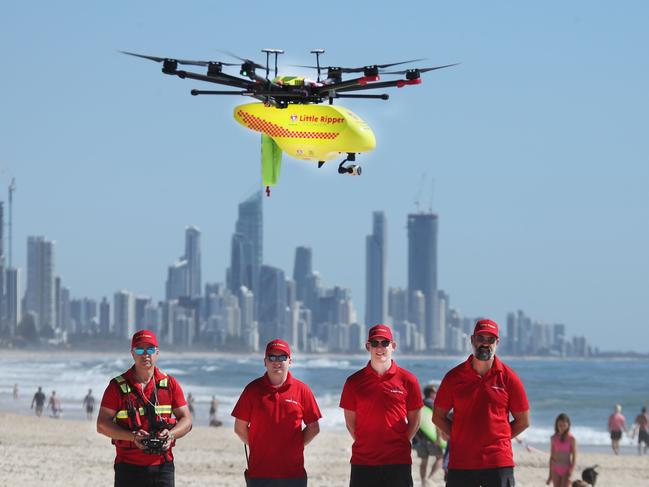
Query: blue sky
2 1 648 351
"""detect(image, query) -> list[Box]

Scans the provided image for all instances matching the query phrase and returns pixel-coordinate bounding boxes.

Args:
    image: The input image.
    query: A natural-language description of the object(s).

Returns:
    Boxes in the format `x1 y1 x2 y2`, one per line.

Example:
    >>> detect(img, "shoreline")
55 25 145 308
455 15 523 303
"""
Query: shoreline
1 348 647 361
1 411 648 487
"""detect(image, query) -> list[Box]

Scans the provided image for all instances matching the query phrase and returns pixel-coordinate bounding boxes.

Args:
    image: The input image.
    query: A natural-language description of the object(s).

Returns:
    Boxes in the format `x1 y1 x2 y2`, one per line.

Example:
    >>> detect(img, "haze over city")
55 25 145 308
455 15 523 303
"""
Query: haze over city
2 1 648 351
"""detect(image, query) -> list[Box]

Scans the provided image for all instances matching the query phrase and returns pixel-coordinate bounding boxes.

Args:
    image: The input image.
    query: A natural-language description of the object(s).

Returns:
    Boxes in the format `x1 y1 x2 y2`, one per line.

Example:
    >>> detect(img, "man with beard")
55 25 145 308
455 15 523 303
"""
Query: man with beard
432 319 530 487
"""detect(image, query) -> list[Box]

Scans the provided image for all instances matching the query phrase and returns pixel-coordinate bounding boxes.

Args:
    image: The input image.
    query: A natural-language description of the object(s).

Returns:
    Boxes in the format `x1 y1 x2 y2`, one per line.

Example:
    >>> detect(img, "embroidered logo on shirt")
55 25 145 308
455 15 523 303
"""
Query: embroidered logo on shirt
284 399 300 405
388 389 404 394
491 385 505 391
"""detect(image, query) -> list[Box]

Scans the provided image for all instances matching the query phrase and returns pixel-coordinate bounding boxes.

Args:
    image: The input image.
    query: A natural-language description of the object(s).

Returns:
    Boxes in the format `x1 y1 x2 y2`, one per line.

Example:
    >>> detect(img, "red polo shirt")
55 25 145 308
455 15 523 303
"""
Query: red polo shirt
231 371 321 479
339 361 423 465
434 355 529 470
100 366 187 466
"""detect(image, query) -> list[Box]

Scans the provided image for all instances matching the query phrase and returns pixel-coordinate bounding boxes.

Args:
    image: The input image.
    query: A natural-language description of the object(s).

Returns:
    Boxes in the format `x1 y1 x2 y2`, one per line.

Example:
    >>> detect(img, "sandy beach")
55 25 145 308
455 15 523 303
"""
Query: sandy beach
1 411 648 487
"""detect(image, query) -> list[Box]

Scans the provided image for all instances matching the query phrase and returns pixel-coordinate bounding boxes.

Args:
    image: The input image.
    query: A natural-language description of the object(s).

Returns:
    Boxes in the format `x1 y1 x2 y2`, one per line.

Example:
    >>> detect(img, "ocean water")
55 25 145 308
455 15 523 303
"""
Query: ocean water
1 353 647 447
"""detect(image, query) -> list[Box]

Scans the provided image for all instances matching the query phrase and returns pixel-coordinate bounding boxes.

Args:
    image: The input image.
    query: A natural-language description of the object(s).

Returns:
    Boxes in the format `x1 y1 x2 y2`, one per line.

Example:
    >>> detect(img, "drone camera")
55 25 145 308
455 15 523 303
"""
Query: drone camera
348 165 361 176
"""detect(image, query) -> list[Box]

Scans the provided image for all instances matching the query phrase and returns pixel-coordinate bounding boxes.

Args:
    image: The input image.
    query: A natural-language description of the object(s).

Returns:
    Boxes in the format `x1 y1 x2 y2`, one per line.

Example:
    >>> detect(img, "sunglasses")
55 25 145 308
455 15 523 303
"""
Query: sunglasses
369 339 391 348
133 347 157 355
267 354 289 362
474 335 497 345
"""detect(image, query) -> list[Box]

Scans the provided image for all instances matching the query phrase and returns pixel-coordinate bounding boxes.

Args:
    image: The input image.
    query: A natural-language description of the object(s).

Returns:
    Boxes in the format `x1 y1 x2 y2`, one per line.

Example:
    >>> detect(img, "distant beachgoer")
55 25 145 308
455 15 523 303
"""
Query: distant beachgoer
31 386 46 417
433 318 530 487
608 404 627 455
413 383 444 487
186 392 195 417
232 338 321 487
13 383 19 400
209 395 221 427
48 390 62 418
82 389 95 420
547 413 577 487
340 324 423 487
632 406 648 455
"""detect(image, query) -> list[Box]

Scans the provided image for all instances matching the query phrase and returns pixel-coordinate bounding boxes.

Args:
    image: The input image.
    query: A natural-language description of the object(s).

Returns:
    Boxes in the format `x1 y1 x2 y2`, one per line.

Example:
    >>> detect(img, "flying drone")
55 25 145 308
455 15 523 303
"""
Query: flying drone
122 49 457 196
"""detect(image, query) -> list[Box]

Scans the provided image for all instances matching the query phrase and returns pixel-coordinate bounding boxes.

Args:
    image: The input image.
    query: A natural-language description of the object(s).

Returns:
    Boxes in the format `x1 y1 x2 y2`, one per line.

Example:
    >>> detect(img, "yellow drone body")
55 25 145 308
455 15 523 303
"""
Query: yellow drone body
234 102 376 161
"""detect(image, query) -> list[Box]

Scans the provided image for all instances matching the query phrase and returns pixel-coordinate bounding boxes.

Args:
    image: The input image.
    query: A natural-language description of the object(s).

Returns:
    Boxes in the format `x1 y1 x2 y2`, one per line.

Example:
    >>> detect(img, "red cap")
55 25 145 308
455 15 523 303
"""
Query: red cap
131 329 158 348
265 339 291 357
473 319 499 338
368 324 393 341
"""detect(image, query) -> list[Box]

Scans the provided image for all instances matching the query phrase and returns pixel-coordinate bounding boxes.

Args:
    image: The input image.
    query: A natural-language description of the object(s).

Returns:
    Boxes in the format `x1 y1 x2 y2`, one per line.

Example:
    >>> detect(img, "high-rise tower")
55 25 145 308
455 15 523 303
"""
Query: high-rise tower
365 211 387 327
25 236 56 331
228 191 263 296
293 246 312 302
407 213 439 349
184 226 202 299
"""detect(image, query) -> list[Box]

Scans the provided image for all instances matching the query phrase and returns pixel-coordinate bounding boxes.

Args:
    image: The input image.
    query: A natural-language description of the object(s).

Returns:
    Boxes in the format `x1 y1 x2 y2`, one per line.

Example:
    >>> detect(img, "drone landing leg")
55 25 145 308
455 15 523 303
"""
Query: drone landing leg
318 161 325 168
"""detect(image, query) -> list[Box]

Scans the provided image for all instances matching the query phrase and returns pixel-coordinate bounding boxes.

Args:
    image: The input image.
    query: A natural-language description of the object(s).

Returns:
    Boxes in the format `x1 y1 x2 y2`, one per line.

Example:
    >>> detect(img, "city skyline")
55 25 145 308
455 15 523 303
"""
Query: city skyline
0 189 600 357
3 2 648 351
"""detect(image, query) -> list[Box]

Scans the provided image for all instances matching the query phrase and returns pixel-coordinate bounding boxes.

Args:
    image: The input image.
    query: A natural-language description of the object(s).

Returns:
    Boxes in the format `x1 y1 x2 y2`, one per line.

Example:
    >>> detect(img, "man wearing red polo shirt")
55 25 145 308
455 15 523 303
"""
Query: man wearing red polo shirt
433 319 530 487
97 330 192 487
340 324 423 487
232 339 322 487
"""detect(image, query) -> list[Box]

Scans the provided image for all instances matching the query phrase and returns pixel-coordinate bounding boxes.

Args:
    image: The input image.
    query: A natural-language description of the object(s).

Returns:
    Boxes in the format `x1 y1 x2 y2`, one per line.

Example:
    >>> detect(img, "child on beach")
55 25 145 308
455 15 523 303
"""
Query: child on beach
547 413 577 487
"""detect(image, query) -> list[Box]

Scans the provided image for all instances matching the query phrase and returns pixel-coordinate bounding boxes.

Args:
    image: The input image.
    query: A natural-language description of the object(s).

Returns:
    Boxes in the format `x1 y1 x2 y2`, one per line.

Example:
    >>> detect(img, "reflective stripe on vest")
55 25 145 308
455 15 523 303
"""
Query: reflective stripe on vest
115 404 173 419
114 375 131 394
112 373 169 392
112 372 172 420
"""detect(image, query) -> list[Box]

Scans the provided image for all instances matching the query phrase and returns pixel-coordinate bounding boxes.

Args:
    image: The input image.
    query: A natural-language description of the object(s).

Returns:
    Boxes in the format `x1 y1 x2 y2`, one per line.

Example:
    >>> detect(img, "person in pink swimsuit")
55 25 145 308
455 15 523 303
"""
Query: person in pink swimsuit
546 413 577 487
608 404 627 455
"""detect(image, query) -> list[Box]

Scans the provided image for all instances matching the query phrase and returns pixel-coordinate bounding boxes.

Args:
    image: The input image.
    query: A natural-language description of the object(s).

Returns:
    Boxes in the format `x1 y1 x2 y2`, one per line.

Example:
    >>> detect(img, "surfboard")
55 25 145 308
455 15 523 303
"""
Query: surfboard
420 405 447 448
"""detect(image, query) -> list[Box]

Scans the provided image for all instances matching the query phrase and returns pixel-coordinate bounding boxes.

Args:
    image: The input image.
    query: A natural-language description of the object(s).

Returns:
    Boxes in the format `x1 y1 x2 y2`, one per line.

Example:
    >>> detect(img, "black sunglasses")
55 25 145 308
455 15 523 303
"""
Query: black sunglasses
474 335 497 345
267 354 289 362
369 339 391 348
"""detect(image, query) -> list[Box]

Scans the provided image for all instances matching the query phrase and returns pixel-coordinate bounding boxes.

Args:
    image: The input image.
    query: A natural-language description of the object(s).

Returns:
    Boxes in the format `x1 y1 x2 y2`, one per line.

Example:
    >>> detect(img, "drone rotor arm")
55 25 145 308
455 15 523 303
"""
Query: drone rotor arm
337 78 423 92
173 69 258 90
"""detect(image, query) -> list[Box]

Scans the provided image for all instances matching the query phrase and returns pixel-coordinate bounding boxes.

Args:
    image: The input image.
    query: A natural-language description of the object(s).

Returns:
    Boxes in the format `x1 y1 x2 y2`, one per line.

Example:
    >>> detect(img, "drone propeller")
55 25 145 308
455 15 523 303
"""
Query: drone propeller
292 58 425 74
380 63 460 75
219 50 265 70
120 50 238 67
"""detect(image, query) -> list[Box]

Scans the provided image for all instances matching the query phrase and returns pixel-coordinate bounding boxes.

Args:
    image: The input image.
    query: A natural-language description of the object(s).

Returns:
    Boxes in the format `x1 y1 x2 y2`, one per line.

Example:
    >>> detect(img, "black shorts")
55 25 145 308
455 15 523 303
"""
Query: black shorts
610 430 622 441
350 464 413 487
247 477 307 487
114 462 174 487
638 429 649 445
446 467 515 487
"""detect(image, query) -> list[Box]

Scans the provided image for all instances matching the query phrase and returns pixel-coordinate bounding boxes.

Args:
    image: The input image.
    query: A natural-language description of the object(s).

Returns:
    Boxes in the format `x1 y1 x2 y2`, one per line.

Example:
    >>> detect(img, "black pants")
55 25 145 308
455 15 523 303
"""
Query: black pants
114 462 174 487
350 464 413 487
247 477 307 487
446 467 515 487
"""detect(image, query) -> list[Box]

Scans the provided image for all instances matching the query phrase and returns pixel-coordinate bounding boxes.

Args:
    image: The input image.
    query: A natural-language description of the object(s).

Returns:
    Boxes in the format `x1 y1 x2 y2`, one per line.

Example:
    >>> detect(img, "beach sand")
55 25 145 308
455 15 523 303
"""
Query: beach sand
1 411 647 487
